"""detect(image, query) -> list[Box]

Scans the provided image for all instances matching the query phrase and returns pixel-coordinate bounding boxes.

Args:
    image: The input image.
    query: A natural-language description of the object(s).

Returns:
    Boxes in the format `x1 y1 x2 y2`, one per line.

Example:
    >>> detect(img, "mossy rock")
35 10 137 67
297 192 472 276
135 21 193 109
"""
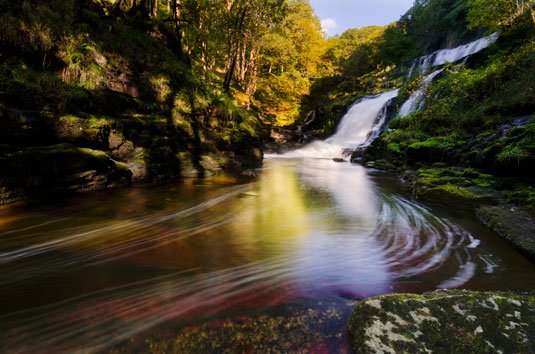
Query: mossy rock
0 144 131 204
53 115 112 149
413 167 498 209
406 137 462 163
416 184 492 209
349 290 535 354
477 205 535 262
110 301 352 353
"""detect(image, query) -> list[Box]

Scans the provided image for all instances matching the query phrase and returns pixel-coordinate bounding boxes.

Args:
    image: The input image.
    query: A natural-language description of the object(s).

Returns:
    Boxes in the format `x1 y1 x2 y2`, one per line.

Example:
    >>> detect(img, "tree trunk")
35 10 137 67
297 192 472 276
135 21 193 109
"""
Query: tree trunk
223 5 248 93
170 0 183 60
75 0 85 18
223 55 238 93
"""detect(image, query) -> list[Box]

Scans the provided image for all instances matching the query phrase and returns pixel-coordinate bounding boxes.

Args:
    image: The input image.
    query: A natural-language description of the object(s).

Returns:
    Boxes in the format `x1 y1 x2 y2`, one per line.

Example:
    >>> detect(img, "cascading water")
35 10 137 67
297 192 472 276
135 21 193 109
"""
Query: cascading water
273 34 499 161
407 32 499 77
275 89 399 159
398 68 444 117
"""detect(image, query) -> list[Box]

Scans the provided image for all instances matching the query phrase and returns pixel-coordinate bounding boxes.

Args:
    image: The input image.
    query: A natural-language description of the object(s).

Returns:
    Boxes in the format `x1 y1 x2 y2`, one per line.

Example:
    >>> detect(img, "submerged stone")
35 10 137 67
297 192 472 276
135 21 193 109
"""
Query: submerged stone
349 290 535 354
477 205 535 262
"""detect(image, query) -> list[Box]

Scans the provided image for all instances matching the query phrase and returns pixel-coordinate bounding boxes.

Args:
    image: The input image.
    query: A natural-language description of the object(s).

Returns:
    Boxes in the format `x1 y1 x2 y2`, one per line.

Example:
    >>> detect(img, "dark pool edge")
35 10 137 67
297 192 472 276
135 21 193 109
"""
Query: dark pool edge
357 160 535 265
476 205 535 263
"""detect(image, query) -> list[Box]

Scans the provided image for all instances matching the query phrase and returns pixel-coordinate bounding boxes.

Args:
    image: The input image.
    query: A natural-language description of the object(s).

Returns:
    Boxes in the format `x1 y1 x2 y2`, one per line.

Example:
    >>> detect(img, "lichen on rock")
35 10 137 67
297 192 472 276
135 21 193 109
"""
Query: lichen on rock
349 290 535 354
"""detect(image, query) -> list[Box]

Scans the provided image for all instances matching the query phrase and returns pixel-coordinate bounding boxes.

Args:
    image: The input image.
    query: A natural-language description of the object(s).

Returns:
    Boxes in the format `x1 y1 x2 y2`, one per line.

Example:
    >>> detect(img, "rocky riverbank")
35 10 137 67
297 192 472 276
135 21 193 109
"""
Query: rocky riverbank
0 108 263 206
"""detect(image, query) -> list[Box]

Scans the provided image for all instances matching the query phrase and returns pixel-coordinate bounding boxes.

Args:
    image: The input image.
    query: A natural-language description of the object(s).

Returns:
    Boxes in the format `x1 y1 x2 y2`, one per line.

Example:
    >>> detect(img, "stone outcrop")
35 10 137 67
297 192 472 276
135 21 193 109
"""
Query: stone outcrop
477 205 535 262
0 144 131 205
0 108 263 206
349 290 535 354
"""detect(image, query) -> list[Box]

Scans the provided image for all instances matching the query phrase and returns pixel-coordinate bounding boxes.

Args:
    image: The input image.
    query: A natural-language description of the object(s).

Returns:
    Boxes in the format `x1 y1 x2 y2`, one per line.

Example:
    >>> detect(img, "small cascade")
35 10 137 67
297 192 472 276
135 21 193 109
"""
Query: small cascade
398 68 444 117
271 34 499 161
277 89 399 159
407 33 499 77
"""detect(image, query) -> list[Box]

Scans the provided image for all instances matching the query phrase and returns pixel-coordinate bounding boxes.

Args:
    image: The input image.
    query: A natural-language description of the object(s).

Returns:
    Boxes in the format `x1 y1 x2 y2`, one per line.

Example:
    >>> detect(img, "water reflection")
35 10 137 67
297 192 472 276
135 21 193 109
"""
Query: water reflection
0 159 533 353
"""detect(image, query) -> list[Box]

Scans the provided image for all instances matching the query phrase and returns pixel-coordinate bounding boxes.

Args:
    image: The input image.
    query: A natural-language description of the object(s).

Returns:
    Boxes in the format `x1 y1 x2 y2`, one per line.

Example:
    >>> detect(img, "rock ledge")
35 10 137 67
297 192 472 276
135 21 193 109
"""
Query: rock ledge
349 290 534 353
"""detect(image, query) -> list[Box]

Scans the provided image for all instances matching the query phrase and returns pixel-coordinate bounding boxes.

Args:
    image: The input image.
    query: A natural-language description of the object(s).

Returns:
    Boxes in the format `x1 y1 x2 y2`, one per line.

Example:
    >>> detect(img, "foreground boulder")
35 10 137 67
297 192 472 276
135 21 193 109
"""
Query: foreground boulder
349 290 534 353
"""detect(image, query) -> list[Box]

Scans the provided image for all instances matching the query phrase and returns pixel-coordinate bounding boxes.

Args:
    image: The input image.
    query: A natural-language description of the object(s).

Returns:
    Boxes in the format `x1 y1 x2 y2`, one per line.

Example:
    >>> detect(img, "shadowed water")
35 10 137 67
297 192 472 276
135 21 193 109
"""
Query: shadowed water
0 158 533 353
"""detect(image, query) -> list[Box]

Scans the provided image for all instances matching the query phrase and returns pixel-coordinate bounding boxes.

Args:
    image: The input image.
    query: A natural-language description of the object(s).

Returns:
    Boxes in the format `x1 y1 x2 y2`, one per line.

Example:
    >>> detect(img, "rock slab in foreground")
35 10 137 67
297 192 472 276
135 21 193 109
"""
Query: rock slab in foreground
349 290 534 354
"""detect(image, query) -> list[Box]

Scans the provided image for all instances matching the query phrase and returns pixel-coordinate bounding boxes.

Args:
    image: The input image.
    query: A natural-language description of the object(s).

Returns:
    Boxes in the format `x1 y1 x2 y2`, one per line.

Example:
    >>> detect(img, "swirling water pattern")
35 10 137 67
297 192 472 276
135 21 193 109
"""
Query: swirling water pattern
0 158 533 353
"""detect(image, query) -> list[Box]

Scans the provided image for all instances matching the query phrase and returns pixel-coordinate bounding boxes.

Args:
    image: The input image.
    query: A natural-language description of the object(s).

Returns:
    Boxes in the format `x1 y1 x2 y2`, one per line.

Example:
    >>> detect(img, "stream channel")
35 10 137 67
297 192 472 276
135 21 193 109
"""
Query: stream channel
0 157 534 352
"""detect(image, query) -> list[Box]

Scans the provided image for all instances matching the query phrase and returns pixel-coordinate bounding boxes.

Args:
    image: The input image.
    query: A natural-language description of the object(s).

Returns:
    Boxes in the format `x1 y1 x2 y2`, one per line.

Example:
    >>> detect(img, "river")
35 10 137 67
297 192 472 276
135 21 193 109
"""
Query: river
0 157 533 353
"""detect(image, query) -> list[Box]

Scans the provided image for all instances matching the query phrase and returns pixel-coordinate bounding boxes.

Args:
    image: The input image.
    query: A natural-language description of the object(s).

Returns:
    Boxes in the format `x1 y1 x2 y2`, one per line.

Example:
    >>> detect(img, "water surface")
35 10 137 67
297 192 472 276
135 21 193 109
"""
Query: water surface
0 158 533 353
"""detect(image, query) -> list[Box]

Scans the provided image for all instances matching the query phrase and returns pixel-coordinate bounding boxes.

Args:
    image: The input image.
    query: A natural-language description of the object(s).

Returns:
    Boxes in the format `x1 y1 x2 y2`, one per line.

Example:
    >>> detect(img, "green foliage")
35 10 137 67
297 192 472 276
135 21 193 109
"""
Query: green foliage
380 0 474 65
322 26 386 76
468 0 535 31
299 0 478 134
254 0 325 125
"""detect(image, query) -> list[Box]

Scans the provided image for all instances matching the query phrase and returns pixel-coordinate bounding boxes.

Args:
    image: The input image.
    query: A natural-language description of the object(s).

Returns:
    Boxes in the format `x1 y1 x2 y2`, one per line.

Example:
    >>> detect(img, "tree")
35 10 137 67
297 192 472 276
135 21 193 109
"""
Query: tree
220 0 285 93
467 0 535 30
254 0 326 124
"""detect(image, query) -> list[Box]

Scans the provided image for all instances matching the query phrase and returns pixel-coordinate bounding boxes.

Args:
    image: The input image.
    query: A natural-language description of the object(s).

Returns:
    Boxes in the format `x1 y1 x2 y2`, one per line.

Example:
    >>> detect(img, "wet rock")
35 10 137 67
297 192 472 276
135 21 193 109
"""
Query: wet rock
108 130 136 160
0 144 131 205
333 158 346 163
5 109 40 124
349 290 535 354
363 159 398 171
416 185 496 209
236 147 263 169
477 205 535 262
110 301 353 354
176 152 234 178
125 148 149 182
412 167 499 209
53 115 111 149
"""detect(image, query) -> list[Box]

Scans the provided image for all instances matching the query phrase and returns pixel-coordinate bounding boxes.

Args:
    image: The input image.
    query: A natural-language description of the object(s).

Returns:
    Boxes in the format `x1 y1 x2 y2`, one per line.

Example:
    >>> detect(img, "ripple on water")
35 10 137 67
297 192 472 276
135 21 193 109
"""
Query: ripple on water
0 159 532 353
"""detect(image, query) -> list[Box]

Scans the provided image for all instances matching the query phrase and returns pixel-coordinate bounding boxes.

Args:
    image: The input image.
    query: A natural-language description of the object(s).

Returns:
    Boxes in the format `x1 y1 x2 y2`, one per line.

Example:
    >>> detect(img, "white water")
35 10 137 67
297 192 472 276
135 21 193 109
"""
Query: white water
275 89 399 159
398 68 444 117
268 34 499 160
407 32 499 77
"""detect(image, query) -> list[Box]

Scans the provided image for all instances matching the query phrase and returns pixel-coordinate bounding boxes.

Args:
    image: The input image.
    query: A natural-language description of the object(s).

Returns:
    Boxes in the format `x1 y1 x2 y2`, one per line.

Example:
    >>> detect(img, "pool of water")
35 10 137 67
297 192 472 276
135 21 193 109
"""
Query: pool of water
0 158 533 353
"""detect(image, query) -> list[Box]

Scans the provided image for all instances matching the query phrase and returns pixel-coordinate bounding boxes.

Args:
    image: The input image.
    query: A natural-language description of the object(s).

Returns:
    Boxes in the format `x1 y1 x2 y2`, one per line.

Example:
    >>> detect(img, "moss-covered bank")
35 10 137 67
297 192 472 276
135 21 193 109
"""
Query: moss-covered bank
349 290 535 354
0 0 266 206
0 108 263 206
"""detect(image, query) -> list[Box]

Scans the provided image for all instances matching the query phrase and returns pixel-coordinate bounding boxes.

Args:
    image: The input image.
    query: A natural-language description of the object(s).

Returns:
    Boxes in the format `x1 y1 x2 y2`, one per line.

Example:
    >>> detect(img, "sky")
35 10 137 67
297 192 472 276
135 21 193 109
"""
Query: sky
309 0 415 36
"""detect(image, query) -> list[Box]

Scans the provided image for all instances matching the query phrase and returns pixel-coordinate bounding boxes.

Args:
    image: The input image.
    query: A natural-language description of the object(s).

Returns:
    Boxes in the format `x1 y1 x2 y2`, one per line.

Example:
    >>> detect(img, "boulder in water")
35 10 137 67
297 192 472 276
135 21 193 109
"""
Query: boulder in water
332 158 345 163
477 205 535 262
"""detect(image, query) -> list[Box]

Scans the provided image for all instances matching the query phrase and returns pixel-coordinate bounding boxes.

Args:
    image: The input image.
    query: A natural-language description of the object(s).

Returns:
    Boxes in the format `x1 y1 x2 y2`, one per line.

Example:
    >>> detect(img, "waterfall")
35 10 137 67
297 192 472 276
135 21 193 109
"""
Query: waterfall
276 89 399 159
398 68 444 117
270 34 499 161
407 33 499 77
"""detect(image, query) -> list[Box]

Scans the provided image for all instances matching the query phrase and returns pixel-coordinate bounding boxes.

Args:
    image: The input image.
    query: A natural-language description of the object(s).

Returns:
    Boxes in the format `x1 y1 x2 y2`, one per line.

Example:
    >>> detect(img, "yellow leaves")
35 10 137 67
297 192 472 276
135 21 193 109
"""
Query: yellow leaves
149 75 172 104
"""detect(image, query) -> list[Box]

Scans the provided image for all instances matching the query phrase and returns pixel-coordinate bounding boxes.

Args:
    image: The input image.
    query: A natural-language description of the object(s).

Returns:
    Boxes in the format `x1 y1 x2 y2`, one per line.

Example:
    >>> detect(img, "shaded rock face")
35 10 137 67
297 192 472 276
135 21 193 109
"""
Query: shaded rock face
0 108 264 205
0 144 131 206
349 290 535 354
